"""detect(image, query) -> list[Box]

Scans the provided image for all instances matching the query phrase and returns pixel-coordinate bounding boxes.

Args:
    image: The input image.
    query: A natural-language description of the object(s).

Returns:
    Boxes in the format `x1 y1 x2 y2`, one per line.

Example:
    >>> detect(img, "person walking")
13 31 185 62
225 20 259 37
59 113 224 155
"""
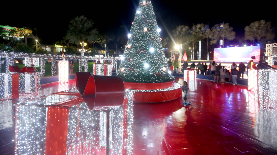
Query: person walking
231 68 238 85
182 81 190 106
211 61 216 76
238 62 246 79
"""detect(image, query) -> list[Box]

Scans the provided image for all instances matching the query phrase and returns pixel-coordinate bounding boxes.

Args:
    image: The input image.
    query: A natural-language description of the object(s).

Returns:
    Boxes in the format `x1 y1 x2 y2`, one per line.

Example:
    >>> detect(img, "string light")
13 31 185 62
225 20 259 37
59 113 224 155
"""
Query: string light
117 0 174 83
12 87 134 154
144 63 149 69
157 27 161 33
257 69 277 107
149 47 155 53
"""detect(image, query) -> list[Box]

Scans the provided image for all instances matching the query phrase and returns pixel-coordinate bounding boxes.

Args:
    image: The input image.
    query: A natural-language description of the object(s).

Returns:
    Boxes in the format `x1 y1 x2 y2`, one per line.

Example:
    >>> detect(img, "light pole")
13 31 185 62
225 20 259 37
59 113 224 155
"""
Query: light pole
105 44 107 57
175 44 182 73
80 41 87 57
35 39 38 51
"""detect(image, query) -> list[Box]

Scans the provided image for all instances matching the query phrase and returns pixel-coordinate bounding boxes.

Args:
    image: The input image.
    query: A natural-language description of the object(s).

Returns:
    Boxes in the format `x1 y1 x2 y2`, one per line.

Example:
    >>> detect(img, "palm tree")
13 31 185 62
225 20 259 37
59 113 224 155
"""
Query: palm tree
66 15 98 56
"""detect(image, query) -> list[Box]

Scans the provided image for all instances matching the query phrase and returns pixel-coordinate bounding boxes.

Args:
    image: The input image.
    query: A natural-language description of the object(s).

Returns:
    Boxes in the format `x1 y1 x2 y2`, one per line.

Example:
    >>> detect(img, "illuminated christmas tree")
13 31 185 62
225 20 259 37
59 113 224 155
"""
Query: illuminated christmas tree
117 0 174 83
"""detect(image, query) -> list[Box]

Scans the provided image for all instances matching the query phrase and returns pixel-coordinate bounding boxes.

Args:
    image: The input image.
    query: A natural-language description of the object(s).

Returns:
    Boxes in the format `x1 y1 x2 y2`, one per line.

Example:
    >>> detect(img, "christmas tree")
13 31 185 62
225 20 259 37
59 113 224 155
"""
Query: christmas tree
117 0 174 83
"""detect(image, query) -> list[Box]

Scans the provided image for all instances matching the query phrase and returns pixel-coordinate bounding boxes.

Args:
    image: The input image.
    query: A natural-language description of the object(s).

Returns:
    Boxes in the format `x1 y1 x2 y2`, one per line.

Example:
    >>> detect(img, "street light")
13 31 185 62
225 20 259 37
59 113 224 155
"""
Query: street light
80 41 87 56
35 39 38 51
175 44 180 50
174 44 182 73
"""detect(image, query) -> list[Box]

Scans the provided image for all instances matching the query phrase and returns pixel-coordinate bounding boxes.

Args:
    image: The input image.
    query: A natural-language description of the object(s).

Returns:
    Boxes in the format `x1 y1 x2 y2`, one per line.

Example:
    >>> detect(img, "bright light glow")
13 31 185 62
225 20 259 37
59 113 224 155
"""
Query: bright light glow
58 61 69 83
79 42 87 46
143 1 146 5
157 28 161 33
121 68 124 71
244 45 246 47
175 45 180 50
150 47 154 53
214 46 260 62
168 71 172 74
137 10 141 14
163 67 166 71
128 34 131 38
144 28 148 32
144 63 149 69
120 56 125 60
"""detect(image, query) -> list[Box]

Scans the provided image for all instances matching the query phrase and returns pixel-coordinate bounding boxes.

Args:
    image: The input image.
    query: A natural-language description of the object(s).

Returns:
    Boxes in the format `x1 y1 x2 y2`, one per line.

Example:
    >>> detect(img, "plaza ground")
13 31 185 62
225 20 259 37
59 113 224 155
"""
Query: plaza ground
0 77 277 154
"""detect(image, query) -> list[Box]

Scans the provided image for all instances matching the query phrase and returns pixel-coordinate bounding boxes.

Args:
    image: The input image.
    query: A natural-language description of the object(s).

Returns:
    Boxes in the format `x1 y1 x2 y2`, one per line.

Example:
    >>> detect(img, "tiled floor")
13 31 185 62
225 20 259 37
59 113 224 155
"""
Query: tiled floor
0 78 277 154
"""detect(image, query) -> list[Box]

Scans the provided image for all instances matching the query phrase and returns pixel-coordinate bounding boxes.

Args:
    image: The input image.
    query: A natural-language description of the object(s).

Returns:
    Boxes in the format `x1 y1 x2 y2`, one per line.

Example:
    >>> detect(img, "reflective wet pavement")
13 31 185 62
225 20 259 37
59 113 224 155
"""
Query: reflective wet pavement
1 78 277 154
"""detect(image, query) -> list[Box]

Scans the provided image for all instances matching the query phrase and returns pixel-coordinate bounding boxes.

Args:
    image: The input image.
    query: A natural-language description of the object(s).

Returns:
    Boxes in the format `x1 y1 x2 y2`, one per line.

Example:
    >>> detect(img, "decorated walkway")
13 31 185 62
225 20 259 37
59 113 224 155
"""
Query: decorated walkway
0 78 277 154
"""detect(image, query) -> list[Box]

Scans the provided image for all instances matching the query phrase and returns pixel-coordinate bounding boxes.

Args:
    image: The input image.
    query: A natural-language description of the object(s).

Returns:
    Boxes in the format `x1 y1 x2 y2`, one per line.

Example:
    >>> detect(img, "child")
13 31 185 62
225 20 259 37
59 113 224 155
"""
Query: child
219 67 226 83
70 61 74 74
182 81 190 106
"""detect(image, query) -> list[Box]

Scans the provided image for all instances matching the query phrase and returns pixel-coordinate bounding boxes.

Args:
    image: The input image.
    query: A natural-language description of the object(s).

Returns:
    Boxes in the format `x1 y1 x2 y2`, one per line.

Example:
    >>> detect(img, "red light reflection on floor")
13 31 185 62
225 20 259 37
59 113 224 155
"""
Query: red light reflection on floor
8 78 277 154
132 79 277 154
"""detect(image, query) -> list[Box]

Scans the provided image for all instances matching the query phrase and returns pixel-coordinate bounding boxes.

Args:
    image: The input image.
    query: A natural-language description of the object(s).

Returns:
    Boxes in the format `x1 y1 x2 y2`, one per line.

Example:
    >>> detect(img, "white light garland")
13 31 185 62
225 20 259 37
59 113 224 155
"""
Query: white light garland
13 87 134 154
257 69 277 107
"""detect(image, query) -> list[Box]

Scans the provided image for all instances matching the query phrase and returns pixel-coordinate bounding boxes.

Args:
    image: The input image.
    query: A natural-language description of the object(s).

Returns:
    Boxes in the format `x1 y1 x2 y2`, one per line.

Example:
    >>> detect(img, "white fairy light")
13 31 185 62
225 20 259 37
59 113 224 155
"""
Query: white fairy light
157 27 161 33
144 63 149 69
150 47 155 53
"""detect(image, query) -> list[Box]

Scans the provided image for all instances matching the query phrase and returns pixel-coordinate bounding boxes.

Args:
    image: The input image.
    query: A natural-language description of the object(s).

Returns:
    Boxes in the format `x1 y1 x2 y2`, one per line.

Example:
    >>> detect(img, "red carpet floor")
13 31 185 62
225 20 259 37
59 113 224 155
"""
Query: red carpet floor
0 78 277 154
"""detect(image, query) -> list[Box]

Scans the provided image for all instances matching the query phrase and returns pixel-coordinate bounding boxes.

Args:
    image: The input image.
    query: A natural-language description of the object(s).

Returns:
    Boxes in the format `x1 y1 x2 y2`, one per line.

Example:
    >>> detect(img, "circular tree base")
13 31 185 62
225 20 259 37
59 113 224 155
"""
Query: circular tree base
130 83 182 103
124 80 175 90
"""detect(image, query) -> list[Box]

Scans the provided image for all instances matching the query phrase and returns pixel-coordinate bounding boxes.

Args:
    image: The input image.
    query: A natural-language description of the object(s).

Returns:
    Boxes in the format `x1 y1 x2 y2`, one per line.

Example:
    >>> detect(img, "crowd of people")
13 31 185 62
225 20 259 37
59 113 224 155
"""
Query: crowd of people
181 61 248 85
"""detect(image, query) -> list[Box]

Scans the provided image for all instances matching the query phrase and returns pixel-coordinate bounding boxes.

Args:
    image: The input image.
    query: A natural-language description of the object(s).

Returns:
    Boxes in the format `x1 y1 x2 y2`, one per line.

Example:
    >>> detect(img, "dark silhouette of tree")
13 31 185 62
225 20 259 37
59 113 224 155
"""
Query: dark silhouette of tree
244 20 275 43
66 15 98 56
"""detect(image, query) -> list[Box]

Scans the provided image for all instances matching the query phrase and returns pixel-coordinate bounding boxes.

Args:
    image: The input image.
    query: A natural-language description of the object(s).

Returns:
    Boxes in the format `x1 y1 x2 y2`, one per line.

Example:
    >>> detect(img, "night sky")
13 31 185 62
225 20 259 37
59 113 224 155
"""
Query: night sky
2 0 276 46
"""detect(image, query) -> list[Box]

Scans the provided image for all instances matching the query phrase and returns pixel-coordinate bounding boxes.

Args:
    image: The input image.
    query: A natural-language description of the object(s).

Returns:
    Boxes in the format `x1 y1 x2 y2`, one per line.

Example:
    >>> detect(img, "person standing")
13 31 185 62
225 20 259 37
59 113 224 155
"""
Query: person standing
211 61 216 76
200 63 204 75
197 62 201 74
182 61 188 71
70 61 74 74
238 62 246 79
231 62 237 72
214 63 221 82
191 62 196 69
225 70 231 83
219 67 226 83
203 63 207 75
208 62 212 75
231 68 238 85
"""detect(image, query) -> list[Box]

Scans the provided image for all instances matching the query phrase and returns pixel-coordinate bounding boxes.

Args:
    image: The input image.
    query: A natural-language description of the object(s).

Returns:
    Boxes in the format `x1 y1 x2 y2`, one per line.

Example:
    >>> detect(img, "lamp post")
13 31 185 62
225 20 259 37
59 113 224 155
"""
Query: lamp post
80 41 87 57
105 44 107 57
175 44 182 73
35 40 38 51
